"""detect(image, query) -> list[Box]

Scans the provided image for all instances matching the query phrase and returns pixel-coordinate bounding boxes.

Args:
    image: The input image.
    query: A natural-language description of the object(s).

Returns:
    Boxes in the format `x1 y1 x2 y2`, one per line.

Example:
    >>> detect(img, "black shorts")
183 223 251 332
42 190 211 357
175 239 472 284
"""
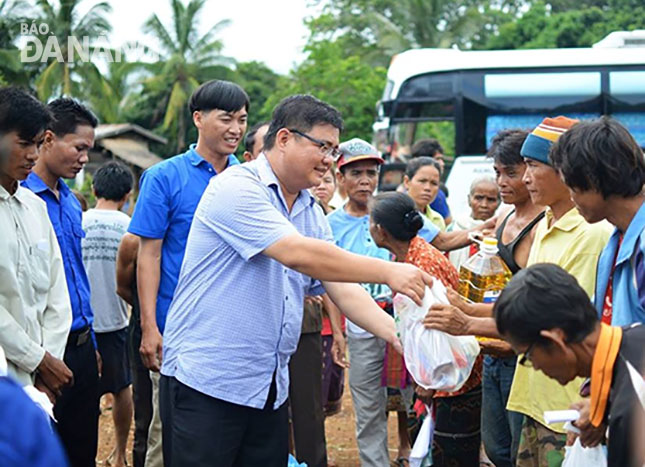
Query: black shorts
96 328 132 395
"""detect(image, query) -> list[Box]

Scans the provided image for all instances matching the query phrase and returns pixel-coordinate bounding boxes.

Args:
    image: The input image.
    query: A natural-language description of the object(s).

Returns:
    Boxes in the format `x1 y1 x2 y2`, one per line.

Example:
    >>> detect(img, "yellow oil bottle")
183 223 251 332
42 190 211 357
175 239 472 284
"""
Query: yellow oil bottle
458 237 512 304
458 237 512 343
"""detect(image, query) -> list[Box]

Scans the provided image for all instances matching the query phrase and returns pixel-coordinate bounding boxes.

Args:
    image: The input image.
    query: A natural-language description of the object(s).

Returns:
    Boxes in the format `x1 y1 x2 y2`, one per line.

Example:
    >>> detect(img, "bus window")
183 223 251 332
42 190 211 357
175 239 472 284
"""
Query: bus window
485 113 601 149
610 71 645 146
484 72 601 97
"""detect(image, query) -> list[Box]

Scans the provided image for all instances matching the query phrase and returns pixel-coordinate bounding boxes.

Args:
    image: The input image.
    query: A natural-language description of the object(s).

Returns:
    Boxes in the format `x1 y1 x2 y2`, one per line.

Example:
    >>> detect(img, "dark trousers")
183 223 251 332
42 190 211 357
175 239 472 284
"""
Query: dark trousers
54 326 100 467
289 332 327 467
160 375 288 467
128 314 153 467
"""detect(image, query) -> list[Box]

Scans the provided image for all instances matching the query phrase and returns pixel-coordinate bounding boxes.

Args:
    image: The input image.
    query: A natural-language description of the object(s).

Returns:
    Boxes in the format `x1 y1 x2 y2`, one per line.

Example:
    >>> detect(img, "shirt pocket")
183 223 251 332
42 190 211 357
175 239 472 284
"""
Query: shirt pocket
72 222 87 240
28 241 51 294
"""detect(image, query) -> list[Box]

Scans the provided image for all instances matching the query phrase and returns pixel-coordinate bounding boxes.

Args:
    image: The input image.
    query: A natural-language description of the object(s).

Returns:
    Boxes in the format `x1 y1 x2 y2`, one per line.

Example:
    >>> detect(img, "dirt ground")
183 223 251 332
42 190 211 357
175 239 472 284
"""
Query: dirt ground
96 379 401 466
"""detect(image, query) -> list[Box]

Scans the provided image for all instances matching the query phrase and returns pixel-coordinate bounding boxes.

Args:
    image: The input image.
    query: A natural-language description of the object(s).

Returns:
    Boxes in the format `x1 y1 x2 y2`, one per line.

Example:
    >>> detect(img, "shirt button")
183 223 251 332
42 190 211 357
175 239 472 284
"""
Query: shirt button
208 167 213 172
285 296 289 301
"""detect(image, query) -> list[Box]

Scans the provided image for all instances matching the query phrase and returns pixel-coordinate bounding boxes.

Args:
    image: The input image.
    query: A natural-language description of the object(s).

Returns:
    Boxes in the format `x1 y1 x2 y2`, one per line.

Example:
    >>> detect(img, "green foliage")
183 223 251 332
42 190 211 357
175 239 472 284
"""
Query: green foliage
32 0 113 100
234 61 280 127
306 0 522 67
415 121 456 157
140 0 234 152
260 40 386 142
484 1 645 49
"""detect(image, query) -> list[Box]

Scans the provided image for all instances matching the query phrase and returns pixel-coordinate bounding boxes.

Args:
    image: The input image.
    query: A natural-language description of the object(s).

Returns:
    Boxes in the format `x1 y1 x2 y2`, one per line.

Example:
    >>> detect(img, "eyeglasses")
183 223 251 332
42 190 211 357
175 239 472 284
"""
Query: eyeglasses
288 129 341 160
518 341 535 367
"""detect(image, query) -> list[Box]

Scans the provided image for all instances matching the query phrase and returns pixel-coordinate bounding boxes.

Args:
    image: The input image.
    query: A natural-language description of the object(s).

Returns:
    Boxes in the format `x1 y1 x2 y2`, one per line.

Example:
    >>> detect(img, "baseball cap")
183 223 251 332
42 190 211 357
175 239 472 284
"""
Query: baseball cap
336 138 384 169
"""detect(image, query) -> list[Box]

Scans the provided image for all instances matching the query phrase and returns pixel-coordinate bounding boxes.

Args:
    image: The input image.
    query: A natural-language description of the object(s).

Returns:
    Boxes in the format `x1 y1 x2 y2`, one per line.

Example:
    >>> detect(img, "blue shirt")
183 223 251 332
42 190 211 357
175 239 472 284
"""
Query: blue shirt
418 216 440 243
161 155 332 409
594 201 645 326
327 207 391 338
23 173 93 338
127 145 238 334
0 377 68 466
430 189 451 219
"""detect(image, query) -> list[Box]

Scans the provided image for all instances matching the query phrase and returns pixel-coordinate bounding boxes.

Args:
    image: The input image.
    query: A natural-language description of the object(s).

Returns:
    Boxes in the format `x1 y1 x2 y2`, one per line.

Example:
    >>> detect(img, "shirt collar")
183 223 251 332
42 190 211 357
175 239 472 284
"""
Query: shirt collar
255 153 315 208
545 206 584 233
616 199 645 265
22 172 71 198
186 144 239 171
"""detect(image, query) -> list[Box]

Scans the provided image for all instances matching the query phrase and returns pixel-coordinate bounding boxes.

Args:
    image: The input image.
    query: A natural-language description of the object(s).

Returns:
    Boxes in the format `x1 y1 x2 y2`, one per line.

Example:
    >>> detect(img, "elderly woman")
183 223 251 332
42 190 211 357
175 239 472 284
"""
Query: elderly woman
448 176 501 268
369 191 483 467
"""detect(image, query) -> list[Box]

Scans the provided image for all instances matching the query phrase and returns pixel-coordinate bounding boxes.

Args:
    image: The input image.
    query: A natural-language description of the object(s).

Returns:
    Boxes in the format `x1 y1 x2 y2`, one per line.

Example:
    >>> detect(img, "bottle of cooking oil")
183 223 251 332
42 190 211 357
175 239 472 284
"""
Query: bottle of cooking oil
458 237 512 304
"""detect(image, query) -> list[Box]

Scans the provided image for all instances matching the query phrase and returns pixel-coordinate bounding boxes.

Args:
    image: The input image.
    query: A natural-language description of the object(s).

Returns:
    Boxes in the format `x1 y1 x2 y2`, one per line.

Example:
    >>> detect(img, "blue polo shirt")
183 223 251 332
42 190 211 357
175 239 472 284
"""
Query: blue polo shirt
430 189 451 219
23 173 94 339
128 145 239 334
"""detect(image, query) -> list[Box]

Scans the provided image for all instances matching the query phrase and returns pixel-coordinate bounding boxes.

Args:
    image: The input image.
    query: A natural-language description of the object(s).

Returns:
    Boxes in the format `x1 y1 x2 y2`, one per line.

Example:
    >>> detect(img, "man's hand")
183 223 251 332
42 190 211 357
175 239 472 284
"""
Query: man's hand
446 288 474 315
331 333 349 369
387 263 433 306
96 350 103 379
34 376 58 404
140 327 163 372
423 303 472 336
571 399 606 447
414 384 435 406
304 296 324 307
479 338 515 357
36 351 73 399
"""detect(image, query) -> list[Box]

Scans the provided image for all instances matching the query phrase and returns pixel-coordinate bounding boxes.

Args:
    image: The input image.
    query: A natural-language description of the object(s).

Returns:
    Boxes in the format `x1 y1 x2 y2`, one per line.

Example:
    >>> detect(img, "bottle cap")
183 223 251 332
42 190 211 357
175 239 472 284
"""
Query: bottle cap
481 237 498 255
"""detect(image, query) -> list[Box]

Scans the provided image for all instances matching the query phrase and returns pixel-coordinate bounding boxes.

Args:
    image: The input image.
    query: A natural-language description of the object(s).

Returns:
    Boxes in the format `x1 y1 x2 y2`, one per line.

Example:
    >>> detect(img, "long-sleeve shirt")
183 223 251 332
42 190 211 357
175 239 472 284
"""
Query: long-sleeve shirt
23 173 94 345
0 184 72 385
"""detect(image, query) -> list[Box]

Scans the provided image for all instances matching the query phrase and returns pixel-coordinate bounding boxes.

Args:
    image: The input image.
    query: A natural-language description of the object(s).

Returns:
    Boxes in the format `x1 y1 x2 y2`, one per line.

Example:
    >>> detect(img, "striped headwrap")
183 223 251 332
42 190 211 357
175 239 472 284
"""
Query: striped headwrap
520 116 579 165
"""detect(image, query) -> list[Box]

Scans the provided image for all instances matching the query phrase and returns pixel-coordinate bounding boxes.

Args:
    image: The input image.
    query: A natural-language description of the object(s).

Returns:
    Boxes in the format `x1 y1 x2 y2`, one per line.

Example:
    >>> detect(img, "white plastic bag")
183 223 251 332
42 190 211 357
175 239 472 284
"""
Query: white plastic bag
562 438 607 467
410 404 434 467
393 280 480 392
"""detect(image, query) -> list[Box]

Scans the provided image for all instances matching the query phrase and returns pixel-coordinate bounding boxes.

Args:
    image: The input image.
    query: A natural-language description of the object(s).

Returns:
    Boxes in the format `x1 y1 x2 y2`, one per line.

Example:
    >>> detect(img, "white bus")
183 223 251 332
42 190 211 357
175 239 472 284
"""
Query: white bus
375 39 645 215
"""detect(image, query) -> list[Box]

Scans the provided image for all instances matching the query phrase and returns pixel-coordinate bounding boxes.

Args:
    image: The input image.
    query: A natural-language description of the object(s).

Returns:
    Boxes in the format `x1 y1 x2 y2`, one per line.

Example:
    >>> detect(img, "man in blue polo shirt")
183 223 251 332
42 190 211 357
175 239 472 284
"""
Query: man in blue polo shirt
159 95 433 466
23 97 100 466
128 79 248 467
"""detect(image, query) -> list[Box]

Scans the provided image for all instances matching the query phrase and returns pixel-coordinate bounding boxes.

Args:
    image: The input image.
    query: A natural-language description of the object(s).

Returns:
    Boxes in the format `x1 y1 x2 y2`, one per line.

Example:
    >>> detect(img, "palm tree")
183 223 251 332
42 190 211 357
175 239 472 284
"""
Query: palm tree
33 0 112 100
142 0 233 152
85 60 148 123
0 0 32 85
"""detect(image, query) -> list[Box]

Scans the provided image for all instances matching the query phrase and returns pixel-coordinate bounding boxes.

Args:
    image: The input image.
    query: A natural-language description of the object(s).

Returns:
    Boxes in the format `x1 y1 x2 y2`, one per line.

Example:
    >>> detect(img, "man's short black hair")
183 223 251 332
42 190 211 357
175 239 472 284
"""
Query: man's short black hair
549 117 645 199
411 138 444 159
0 87 51 142
188 80 249 114
93 161 133 201
493 263 598 346
244 121 269 153
47 97 98 137
263 95 343 151
488 129 528 166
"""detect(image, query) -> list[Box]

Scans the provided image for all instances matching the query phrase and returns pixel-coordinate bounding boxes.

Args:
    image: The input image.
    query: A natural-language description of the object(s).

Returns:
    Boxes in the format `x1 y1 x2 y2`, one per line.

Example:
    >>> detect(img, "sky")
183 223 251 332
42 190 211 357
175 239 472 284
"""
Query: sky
103 0 315 74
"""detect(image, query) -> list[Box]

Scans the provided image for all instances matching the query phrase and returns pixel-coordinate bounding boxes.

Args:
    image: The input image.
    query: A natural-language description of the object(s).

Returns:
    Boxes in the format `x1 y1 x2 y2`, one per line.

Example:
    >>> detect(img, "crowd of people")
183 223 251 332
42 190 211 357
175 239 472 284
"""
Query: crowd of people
1 78 644 467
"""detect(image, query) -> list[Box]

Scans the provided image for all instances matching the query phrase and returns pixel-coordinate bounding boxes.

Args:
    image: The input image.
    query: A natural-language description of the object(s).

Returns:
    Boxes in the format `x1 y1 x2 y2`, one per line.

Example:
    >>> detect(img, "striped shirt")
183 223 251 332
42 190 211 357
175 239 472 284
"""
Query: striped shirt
161 154 333 409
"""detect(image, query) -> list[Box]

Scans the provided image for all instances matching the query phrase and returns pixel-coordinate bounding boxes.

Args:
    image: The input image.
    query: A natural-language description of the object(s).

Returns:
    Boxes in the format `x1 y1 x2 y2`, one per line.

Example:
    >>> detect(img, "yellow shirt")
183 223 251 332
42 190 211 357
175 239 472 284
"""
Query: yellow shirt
506 207 612 433
424 206 446 231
